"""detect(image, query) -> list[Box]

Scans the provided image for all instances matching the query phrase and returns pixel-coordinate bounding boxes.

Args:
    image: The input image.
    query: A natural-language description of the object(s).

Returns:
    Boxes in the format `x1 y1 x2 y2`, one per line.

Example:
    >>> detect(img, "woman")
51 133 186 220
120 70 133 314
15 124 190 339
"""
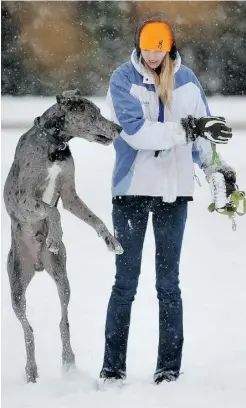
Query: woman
99 16 234 385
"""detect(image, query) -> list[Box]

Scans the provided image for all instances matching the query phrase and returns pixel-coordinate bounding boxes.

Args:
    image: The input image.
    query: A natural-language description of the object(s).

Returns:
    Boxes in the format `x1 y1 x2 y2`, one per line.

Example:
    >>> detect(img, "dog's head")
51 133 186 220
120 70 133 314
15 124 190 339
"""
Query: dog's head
55 89 122 145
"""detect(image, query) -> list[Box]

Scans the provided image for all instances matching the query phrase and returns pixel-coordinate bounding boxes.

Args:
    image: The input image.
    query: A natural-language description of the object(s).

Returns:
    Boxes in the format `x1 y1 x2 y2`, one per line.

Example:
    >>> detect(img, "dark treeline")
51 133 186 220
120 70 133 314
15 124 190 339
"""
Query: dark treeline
1 1 246 96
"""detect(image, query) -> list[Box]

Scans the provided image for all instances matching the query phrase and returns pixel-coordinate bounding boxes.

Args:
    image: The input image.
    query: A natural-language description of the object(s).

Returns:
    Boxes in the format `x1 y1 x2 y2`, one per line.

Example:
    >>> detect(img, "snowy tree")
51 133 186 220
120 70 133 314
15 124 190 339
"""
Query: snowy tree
1 1 245 96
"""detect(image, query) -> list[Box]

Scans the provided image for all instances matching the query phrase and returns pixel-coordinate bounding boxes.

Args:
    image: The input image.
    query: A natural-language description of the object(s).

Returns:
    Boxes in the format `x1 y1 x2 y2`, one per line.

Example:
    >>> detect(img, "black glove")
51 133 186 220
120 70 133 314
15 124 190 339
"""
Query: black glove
181 115 232 144
218 169 237 197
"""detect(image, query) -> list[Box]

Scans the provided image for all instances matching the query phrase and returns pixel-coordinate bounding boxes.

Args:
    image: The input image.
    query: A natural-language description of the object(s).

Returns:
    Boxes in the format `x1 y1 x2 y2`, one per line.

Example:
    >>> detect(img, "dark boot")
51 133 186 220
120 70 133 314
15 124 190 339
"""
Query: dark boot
100 368 126 383
154 370 180 384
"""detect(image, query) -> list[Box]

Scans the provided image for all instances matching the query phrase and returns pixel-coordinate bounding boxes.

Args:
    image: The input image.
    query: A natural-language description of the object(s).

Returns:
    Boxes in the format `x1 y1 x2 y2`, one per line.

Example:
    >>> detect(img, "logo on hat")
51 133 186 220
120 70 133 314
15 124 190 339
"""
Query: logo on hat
158 40 163 50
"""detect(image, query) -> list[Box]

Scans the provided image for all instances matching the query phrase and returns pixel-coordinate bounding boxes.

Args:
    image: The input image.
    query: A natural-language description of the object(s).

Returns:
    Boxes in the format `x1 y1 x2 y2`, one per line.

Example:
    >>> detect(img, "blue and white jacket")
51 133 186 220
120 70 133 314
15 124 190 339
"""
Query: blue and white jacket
107 49 214 201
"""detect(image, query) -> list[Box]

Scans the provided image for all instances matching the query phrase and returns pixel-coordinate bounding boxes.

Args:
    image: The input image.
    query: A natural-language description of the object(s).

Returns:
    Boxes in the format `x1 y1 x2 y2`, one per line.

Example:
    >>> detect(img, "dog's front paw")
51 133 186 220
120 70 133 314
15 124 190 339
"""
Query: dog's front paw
46 236 60 254
103 234 124 255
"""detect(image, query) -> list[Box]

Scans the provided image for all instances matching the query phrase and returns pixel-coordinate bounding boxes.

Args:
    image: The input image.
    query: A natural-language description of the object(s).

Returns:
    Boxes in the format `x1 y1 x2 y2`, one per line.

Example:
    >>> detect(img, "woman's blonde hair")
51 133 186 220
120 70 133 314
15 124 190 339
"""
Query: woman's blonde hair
143 53 175 110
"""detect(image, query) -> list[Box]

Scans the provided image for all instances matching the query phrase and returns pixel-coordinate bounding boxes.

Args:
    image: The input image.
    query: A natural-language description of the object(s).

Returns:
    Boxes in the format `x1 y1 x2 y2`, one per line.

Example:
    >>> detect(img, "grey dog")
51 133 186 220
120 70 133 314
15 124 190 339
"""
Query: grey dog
3 89 123 383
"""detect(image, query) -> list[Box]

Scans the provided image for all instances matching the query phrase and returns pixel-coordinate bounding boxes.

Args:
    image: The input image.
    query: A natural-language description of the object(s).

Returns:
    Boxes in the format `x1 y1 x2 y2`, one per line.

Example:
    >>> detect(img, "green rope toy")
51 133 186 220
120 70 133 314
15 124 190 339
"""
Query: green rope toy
208 144 246 230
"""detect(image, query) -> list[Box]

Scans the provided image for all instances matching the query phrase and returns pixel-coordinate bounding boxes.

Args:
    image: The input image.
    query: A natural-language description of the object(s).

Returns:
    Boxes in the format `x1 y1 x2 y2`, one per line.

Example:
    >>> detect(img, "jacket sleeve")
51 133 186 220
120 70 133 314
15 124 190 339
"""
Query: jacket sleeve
107 69 187 151
191 74 233 175
191 72 214 172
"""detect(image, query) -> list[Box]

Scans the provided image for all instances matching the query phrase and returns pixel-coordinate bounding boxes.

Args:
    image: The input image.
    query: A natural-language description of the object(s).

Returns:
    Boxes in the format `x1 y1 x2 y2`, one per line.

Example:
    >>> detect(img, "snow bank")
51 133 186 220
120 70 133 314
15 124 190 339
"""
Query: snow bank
1 95 246 129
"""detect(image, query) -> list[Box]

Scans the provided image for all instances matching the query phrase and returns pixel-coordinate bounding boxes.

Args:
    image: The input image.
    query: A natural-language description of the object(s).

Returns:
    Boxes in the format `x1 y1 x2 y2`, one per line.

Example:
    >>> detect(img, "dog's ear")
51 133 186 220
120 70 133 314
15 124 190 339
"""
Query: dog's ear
74 88 81 96
57 89 82 105
56 90 85 111
43 112 66 134
61 89 81 99
56 94 64 105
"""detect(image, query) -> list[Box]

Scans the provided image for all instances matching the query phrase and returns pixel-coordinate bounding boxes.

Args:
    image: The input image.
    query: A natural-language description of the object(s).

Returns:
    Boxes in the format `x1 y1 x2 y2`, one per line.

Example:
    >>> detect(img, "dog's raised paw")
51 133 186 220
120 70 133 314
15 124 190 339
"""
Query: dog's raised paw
115 244 124 255
104 235 124 255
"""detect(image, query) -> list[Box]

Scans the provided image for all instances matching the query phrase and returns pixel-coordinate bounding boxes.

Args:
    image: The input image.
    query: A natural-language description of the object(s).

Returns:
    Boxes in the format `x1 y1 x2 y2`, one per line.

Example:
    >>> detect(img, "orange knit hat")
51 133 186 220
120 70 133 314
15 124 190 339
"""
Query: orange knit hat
139 22 173 52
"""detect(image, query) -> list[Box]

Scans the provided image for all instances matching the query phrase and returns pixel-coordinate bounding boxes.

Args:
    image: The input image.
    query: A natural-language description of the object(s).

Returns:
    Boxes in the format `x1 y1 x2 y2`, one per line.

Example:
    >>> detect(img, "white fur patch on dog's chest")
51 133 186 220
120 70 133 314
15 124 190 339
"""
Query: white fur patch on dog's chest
42 163 62 204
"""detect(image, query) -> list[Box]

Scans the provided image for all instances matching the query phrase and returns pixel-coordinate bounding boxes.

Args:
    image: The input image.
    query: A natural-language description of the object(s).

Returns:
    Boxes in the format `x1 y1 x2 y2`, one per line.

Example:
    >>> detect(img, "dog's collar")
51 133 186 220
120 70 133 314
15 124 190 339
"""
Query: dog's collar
34 116 68 150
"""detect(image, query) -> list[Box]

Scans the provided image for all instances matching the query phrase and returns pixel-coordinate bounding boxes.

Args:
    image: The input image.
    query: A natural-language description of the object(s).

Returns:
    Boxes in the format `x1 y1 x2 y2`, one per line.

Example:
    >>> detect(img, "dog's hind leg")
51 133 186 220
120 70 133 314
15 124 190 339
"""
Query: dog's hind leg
42 242 75 370
7 244 37 383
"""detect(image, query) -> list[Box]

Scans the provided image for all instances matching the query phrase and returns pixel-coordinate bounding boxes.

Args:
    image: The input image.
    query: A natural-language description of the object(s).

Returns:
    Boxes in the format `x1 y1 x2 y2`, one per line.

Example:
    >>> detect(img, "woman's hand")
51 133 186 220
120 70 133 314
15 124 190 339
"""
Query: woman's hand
181 115 232 144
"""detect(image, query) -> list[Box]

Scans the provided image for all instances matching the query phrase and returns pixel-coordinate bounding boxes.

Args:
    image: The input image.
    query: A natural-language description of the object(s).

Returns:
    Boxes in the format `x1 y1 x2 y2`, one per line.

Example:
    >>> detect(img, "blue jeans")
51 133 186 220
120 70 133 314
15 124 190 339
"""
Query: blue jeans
102 196 188 375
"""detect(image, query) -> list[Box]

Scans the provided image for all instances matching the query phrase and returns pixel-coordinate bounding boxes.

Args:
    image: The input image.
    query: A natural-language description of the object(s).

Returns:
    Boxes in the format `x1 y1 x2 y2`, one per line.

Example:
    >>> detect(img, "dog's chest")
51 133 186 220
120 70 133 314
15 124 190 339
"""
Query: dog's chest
42 163 62 205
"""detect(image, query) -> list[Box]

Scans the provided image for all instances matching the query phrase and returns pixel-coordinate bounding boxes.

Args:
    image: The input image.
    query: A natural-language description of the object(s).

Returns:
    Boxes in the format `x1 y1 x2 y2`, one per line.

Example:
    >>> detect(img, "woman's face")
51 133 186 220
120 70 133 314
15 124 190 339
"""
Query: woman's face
141 49 166 70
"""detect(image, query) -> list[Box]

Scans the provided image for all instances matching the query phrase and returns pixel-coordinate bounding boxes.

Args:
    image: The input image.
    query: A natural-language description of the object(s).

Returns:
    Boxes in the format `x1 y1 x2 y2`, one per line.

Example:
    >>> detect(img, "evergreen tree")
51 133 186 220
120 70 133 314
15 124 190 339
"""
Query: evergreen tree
1 1 246 96
1 4 23 95
180 1 246 96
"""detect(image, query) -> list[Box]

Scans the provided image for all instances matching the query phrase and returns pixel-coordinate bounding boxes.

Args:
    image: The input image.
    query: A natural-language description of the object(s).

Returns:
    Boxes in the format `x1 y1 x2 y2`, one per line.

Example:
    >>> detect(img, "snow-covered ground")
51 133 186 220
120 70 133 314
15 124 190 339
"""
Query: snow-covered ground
1 97 246 408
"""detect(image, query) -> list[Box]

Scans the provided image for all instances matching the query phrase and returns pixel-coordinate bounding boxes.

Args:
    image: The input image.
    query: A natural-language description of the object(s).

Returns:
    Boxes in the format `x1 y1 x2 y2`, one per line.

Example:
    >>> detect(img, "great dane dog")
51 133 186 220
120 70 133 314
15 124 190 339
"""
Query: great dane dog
3 89 123 383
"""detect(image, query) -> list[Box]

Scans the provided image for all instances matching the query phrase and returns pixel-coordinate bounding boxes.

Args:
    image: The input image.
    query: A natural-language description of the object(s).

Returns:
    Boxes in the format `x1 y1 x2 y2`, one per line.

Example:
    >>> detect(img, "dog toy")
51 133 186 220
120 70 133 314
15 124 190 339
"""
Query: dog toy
208 144 246 230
